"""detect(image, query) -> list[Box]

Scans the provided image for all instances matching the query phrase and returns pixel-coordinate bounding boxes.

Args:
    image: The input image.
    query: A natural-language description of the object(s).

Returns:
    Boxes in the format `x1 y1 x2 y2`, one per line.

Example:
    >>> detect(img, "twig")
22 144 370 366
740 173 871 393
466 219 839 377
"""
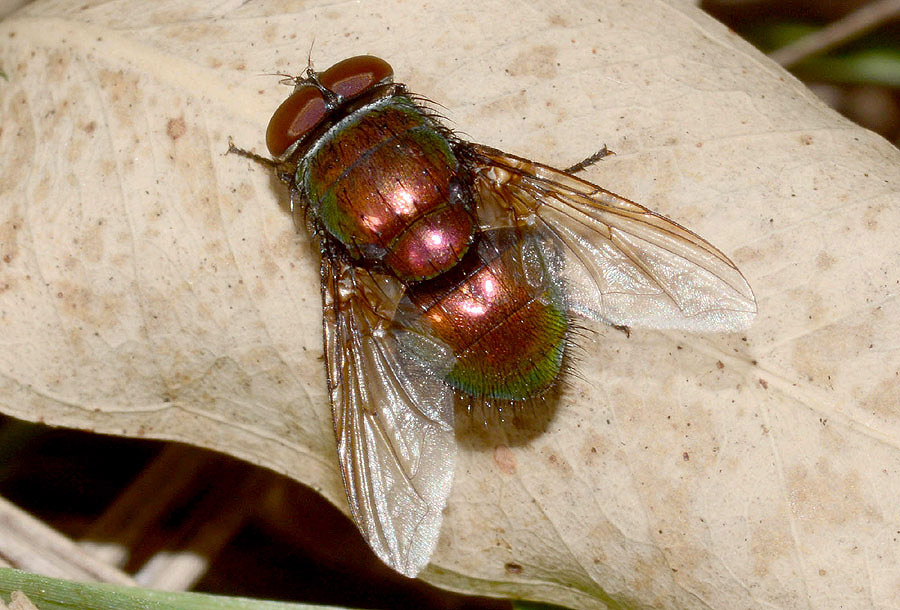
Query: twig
769 0 900 67
0 496 134 584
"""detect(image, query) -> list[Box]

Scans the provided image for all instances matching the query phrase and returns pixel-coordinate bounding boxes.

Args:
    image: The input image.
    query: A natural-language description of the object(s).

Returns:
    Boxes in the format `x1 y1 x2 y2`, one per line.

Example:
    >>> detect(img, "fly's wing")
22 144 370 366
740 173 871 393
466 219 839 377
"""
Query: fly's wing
468 144 757 332
321 251 456 577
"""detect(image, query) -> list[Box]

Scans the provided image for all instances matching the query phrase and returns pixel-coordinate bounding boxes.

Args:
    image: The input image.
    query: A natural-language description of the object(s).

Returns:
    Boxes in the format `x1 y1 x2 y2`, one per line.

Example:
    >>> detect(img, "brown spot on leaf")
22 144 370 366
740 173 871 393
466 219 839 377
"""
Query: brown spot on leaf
786 461 880 526
548 13 567 27
167 116 187 141
493 444 517 475
506 45 559 78
750 519 792 578
815 251 835 270
0 211 23 265
861 374 900 418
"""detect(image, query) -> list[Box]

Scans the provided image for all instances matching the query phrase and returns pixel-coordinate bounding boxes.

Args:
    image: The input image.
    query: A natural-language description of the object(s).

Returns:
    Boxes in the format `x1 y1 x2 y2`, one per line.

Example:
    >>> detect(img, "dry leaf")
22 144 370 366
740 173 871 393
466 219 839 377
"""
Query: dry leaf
1 1 898 608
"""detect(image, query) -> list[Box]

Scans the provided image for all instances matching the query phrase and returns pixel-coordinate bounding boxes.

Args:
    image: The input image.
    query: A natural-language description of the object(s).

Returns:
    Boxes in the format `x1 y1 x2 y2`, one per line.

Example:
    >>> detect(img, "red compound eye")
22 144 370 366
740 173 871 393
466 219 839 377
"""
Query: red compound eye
320 55 393 99
266 85 327 157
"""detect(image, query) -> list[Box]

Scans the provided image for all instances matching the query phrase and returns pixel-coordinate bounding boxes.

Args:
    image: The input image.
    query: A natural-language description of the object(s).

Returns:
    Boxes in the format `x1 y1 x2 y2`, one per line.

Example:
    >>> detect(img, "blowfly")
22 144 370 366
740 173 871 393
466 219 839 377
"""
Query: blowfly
229 55 757 576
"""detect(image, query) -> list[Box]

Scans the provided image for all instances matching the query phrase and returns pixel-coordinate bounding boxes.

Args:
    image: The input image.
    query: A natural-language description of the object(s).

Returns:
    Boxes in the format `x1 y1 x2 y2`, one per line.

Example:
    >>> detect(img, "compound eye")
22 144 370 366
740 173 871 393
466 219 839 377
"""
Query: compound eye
266 85 327 156
319 55 393 99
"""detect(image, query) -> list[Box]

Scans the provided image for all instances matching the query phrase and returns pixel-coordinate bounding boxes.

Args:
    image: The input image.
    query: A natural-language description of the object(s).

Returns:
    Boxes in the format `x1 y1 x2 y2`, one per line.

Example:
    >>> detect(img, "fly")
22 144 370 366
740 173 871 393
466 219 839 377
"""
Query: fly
228 55 756 576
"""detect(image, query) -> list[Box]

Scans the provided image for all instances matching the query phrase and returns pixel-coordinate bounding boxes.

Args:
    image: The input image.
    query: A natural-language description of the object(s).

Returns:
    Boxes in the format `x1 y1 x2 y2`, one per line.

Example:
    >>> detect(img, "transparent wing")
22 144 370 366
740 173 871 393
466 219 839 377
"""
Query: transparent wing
321 251 456 577
468 143 757 331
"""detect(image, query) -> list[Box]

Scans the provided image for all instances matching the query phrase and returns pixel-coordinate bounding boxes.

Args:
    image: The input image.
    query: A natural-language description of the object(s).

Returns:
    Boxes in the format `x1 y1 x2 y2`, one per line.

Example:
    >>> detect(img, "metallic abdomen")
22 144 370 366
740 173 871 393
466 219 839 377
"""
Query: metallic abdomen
397 230 568 401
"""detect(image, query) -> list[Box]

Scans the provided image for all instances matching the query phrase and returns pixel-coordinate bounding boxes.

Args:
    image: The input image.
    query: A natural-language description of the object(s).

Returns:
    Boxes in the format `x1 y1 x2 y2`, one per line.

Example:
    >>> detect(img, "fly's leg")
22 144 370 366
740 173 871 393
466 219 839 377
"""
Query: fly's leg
564 145 615 174
226 138 296 184
612 323 631 338
227 138 277 168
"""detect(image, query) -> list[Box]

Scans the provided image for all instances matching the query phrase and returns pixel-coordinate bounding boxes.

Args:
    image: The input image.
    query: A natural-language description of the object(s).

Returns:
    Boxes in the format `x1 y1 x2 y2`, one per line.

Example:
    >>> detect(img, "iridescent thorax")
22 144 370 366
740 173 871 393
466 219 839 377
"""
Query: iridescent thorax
302 95 475 281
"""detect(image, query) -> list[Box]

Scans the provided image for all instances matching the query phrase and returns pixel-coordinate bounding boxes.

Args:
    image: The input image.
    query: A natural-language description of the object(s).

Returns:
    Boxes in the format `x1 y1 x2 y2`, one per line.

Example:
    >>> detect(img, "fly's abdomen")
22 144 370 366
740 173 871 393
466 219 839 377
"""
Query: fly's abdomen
397 230 568 401
303 97 474 281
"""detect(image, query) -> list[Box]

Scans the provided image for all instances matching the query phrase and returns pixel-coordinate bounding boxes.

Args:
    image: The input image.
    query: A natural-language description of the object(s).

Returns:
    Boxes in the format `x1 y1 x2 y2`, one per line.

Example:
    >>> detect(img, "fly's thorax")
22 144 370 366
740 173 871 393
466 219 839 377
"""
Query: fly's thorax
395 229 568 401
299 94 475 281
